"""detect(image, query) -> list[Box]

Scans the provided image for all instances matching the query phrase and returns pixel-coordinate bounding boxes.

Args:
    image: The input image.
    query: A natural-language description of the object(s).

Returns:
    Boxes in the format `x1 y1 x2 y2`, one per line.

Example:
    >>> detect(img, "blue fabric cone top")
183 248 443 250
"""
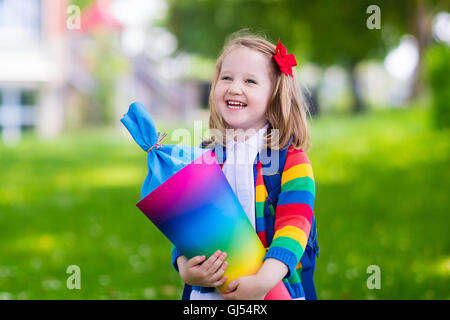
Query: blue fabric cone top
121 102 208 199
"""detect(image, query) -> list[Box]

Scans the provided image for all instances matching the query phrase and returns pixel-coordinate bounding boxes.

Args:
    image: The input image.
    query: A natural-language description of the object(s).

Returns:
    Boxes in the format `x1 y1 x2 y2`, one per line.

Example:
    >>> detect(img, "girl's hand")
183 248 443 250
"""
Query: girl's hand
221 274 269 300
177 250 228 288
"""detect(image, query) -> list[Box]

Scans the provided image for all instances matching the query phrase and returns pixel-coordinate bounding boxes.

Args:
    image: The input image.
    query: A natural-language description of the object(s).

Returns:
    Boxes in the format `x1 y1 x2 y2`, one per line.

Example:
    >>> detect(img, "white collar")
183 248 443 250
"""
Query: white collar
225 123 269 153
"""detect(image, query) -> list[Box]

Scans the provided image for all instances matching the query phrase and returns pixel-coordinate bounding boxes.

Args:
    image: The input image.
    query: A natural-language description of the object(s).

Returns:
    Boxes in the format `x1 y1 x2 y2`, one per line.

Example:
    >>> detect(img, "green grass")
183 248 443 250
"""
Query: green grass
0 107 449 299
309 108 450 299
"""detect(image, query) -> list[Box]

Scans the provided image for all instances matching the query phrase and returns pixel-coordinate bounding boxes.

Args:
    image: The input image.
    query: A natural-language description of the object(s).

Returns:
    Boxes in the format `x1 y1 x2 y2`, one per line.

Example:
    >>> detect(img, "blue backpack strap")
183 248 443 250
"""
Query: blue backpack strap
302 217 318 300
181 284 192 300
261 142 319 300
200 141 226 165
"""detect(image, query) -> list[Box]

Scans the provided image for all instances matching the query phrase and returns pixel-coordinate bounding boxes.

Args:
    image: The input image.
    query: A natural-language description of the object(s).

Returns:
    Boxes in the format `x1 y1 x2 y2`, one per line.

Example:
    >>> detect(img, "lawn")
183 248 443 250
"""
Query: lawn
0 107 449 299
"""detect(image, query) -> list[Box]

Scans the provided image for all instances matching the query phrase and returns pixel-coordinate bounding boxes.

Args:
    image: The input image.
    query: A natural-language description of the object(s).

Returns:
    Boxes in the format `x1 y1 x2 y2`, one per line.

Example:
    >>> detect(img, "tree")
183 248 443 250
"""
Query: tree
165 0 448 113
165 0 386 113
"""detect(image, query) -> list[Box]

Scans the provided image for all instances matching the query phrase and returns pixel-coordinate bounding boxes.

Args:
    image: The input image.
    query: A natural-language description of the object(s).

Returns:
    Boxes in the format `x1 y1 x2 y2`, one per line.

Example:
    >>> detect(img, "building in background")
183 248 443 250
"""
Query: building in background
0 0 212 144
0 0 68 144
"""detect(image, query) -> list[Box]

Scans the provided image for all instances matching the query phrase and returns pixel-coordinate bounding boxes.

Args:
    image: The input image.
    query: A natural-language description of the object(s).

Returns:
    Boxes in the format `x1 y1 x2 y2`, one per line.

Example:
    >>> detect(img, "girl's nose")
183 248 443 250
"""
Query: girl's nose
228 81 243 94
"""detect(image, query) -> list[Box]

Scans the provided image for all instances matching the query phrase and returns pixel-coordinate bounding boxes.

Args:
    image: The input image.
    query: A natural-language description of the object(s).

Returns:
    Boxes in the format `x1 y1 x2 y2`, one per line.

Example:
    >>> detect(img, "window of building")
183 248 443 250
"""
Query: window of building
0 88 37 131
20 90 37 106
0 0 42 46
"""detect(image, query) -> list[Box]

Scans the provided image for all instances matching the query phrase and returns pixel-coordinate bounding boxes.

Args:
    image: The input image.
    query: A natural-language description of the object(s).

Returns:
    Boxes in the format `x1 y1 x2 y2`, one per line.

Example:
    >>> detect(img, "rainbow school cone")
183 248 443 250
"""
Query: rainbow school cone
121 102 291 299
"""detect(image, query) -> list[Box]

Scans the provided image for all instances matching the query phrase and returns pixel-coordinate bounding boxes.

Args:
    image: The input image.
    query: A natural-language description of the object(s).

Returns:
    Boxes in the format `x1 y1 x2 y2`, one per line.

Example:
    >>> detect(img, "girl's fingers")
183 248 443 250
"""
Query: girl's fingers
202 250 222 269
207 251 227 273
225 279 239 293
211 275 227 288
187 255 206 268
211 261 228 281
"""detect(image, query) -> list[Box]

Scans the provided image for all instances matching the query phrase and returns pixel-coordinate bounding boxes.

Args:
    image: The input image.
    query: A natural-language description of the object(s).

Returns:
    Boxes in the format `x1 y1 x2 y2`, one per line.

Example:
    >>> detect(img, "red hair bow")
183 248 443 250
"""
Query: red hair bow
273 40 297 77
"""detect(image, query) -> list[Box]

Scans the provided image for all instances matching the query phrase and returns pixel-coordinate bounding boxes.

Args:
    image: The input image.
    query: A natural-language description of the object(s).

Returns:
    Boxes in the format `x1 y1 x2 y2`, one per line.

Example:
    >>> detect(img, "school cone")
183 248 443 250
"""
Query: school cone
136 150 291 299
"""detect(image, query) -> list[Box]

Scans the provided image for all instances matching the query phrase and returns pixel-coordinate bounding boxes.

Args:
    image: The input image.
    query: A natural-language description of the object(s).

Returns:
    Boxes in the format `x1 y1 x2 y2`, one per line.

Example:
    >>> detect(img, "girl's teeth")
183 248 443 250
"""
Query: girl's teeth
228 104 246 109
227 101 247 109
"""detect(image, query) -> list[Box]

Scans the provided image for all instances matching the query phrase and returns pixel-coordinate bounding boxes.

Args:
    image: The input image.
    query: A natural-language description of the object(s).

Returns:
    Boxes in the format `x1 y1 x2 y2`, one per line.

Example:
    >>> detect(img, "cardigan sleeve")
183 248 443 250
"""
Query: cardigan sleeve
171 244 184 272
263 147 315 278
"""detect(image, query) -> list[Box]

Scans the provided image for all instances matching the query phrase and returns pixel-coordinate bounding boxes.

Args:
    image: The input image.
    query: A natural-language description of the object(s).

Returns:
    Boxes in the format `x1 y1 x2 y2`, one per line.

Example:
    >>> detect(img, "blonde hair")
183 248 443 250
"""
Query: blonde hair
204 29 311 151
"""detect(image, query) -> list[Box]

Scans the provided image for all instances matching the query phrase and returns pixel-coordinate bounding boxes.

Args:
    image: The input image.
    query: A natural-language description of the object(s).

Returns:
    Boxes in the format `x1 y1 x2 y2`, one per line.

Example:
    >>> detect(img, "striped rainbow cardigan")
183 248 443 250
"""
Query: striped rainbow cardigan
254 145 315 298
172 144 316 299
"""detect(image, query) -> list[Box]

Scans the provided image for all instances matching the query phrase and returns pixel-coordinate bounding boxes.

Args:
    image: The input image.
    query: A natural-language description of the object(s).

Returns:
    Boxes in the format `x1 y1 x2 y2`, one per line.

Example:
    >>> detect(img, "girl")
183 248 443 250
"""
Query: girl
172 31 318 300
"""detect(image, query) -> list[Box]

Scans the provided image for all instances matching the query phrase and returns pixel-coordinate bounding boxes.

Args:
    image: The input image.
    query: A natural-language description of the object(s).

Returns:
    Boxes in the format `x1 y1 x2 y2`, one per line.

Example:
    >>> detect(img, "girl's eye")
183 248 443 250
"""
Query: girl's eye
221 76 256 84
220 76 256 84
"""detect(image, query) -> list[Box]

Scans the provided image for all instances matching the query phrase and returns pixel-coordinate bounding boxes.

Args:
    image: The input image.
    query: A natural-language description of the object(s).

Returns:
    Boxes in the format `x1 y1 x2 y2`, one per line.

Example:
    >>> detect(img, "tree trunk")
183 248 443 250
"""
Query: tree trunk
410 0 432 101
348 62 365 114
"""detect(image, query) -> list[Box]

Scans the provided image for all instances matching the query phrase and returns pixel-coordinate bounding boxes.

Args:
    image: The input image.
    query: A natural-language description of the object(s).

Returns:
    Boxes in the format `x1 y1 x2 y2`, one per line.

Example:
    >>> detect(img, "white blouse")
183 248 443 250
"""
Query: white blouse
222 124 269 228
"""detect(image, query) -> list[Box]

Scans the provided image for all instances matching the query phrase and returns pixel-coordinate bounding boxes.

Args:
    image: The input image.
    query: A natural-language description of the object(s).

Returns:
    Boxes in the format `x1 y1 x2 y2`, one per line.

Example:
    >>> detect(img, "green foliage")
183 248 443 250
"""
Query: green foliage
424 43 450 129
166 0 417 65
0 108 449 299
71 0 93 11
164 0 423 113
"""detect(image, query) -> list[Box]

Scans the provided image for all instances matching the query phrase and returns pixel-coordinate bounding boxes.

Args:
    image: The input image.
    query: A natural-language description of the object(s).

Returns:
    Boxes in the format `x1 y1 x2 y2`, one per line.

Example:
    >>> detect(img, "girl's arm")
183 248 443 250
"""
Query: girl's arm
222 258 288 300
263 147 315 278
257 258 289 288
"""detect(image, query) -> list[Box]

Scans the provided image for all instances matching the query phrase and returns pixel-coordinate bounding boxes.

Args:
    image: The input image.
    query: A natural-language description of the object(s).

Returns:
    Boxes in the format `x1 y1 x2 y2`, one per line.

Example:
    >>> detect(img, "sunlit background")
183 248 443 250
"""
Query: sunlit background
0 0 449 300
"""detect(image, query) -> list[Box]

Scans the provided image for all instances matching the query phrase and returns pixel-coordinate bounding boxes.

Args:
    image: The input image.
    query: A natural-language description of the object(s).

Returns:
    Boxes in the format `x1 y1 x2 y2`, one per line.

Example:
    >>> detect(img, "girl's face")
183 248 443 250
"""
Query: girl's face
214 46 273 131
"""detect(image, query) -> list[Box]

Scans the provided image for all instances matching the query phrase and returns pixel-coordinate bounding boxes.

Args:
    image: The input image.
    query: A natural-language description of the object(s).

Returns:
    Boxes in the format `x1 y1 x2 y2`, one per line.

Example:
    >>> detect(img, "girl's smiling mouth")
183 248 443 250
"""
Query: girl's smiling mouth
226 100 247 110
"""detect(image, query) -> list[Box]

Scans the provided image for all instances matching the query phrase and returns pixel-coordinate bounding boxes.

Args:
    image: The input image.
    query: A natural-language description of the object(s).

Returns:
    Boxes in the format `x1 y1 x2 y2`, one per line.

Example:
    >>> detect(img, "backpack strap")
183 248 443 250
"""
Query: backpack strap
260 137 291 212
261 147 288 203
201 141 226 167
